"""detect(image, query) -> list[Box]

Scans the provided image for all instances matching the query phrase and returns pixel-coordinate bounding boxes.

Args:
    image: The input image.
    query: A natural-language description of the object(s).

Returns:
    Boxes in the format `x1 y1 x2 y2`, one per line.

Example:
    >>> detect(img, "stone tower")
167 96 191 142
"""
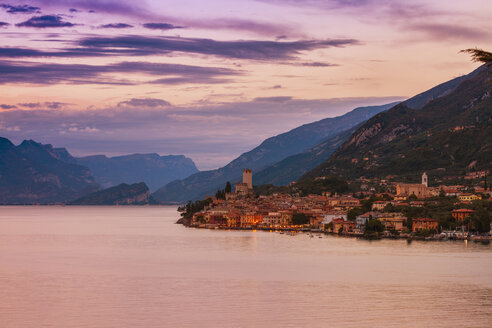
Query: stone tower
422 172 428 187
243 169 253 189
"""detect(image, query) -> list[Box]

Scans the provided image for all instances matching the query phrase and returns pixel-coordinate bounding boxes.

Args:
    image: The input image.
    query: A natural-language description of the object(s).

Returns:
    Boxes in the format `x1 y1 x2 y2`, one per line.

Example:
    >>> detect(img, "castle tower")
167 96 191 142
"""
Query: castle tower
422 172 428 187
243 169 253 189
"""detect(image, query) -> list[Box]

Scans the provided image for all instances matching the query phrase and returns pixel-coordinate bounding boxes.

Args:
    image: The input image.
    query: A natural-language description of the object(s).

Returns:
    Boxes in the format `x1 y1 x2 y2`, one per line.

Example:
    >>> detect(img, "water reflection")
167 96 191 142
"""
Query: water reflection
0 206 491 328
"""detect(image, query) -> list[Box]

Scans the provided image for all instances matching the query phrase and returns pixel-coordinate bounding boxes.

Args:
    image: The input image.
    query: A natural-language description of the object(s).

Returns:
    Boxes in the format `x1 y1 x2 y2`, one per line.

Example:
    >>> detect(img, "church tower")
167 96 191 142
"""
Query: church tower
422 172 428 187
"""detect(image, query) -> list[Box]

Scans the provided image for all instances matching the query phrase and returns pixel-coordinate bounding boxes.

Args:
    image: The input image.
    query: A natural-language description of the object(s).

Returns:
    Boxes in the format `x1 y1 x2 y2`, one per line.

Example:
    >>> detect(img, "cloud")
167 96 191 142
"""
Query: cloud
0 60 239 85
0 35 358 61
16 15 75 28
0 104 16 109
0 96 403 169
118 98 171 108
99 23 133 29
254 96 292 103
407 23 491 41
79 35 359 60
17 101 71 109
69 8 78 13
143 22 184 30
299 62 338 67
0 21 9 27
0 4 41 14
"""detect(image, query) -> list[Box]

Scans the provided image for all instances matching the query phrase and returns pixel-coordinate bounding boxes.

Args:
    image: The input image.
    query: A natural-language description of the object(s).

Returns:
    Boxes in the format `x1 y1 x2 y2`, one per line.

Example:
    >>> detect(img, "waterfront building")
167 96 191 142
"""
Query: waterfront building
333 218 355 234
412 218 439 232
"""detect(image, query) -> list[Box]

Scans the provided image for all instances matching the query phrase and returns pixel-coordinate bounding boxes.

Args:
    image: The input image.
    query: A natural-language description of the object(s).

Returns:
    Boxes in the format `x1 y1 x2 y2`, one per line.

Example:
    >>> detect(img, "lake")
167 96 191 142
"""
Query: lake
0 206 491 328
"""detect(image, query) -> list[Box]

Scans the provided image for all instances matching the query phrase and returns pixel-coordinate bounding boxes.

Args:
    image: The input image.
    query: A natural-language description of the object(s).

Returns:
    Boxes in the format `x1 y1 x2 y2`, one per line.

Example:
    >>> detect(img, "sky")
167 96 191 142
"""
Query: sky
0 0 490 169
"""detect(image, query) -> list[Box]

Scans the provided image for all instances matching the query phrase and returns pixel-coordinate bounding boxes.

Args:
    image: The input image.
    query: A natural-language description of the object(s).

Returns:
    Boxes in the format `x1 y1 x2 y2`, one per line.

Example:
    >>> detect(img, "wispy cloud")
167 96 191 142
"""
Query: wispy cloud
78 35 359 60
143 22 184 30
99 23 133 29
118 98 171 108
0 21 9 27
0 60 240 85
407 23 491 41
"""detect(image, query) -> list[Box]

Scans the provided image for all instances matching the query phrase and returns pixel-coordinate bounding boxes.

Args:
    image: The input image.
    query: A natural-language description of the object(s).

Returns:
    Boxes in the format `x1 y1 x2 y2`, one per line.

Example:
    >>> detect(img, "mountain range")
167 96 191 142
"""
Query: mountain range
1 65 486 204
0 138 99 204
151 102 399 203
77 153 198 192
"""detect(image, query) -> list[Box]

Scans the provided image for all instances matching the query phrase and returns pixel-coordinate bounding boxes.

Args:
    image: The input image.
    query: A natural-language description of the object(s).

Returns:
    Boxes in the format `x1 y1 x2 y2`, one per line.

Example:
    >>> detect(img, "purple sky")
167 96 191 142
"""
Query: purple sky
0 0 489 169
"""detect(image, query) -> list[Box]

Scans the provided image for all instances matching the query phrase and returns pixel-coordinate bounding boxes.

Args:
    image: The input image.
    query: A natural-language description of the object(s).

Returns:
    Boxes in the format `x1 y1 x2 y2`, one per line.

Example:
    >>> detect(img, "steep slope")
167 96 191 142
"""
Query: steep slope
152 102 398 203
241 69 483 187
304 65 491 180
77 153 198 192
253 127 357 186
0 138 99 204
70 182 155 205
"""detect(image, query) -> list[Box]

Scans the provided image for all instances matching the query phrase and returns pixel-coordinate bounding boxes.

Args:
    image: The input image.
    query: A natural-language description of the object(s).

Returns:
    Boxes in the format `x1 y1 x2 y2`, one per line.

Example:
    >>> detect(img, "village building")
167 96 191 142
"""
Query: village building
452 209 475 221
372 201 390 211
458 194 482 202
412 218 439 233
332 218 356 234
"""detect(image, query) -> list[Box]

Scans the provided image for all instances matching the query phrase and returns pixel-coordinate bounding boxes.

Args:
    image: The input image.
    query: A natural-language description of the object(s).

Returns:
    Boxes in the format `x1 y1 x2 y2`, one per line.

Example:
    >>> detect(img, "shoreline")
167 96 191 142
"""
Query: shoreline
180 223 492 243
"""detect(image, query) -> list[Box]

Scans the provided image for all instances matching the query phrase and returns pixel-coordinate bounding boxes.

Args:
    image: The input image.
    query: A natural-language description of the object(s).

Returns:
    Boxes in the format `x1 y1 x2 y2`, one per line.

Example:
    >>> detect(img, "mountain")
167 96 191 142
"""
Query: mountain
152 102 399 203
0 138 99 204
70 182 155 205
304 65 492 181
253 127 358 186
77 153 198 192
239 69 485 187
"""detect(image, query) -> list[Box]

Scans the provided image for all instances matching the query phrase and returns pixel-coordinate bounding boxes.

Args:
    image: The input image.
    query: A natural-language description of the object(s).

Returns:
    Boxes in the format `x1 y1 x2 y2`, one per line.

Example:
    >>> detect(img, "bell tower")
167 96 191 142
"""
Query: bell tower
422 172 428 187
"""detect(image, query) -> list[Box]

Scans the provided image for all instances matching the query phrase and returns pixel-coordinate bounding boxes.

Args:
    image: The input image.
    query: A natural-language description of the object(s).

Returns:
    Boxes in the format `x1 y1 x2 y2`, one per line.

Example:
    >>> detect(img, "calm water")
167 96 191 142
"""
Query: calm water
0 206 491 328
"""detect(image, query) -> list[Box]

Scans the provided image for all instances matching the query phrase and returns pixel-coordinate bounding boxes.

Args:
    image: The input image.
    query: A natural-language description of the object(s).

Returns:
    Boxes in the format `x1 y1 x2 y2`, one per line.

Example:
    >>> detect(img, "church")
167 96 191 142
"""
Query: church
395 173 431 199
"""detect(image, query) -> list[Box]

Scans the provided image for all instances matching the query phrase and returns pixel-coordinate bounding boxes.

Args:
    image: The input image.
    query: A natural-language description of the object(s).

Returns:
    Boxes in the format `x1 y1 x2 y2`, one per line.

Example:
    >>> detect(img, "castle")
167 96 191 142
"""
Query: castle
395 172 431 199
235 169 253 196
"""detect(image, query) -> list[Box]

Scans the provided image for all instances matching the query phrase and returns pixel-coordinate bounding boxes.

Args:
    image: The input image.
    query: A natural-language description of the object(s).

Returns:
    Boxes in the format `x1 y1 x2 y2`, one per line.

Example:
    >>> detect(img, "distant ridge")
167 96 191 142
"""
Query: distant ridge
77 153 198 192
152 102 399 203
70 182 156 205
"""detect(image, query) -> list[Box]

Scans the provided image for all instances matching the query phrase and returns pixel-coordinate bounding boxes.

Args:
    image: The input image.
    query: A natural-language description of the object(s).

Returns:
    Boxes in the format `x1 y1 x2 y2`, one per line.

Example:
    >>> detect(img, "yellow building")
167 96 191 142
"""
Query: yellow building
458 194 482 202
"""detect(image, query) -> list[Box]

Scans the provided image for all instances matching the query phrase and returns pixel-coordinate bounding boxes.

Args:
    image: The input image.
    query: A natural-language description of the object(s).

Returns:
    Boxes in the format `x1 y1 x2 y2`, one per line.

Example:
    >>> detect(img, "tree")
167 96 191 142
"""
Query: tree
364 218 384 238
225 181 232 194
469 209 491 233
292 212 310 225
461 48 492 66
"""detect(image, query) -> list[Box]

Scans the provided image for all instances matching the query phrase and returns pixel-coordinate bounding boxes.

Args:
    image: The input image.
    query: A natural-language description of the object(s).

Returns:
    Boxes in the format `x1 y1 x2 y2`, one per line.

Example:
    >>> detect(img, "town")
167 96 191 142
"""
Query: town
179 169 492 241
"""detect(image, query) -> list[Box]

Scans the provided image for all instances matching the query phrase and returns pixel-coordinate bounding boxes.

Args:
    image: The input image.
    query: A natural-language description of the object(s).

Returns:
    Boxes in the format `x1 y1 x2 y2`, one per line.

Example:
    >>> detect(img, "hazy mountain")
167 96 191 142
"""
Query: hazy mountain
0 138 99 204
152 102 399 203
304 65 491 181
77 153 198 192
70 182 156 205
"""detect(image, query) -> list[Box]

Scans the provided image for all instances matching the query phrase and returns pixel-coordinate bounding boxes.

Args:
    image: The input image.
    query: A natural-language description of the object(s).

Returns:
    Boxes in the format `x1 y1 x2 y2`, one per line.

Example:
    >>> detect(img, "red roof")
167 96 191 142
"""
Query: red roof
452 209 475 213
413 218 438 222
